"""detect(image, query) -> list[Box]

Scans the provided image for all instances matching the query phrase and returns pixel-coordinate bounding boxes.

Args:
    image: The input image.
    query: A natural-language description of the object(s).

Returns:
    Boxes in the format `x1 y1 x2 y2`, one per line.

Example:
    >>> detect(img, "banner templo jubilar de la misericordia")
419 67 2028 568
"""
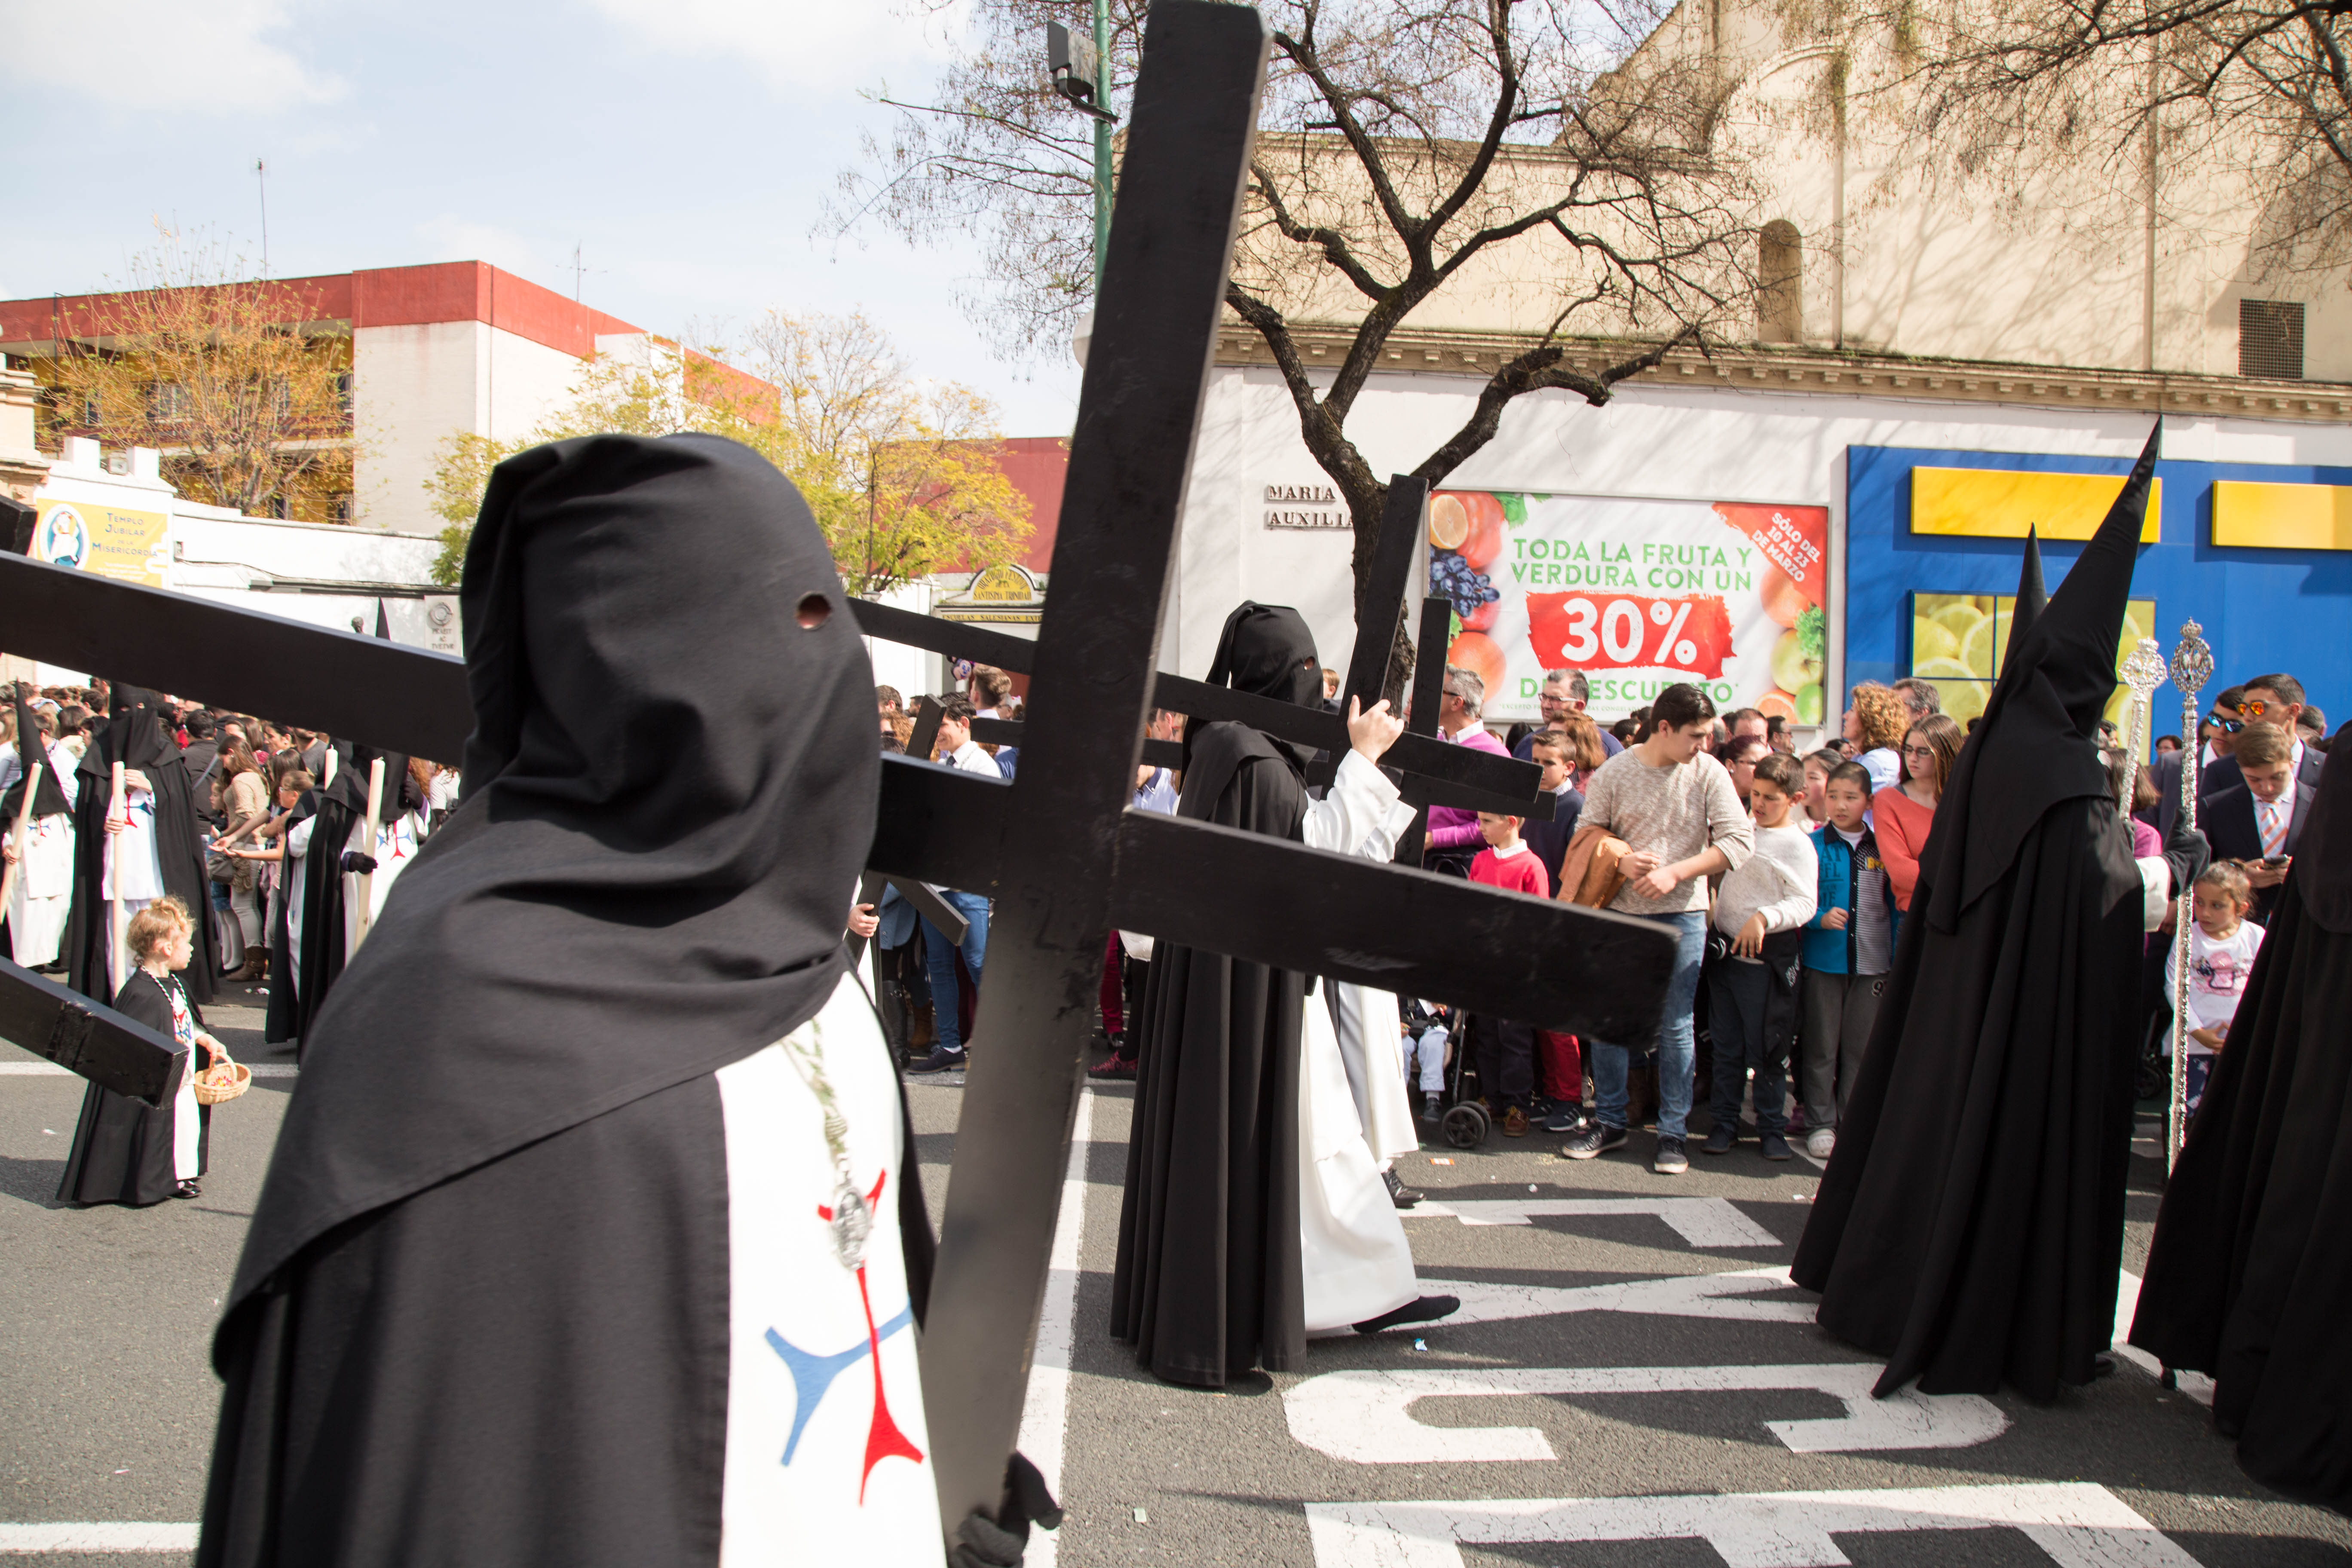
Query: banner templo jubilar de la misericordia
1429 490 1830 726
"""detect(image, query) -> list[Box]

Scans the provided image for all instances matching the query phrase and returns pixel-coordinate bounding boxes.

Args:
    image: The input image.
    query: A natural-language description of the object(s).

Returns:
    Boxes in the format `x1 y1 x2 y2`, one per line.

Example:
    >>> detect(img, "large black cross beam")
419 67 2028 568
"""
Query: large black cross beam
0 6 1678 1536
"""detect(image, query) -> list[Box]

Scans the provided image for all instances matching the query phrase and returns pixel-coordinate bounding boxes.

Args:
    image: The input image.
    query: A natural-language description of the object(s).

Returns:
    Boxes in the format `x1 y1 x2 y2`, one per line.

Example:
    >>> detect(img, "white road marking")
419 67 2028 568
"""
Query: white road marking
1285 1363 2008 1464
1013 1087 1091 1568
1304 1482 2202 1568
1407 1196 1779 1248
1358 1266 1815 1337
0 1522 197 1553
0 1062 295 1077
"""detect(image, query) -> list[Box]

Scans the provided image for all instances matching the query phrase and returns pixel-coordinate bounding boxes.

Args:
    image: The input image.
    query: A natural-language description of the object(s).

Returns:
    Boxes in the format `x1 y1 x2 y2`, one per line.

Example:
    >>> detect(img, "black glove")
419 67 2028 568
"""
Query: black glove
2161 809 2210 902
946 1453 1063 1568
340 850 379 876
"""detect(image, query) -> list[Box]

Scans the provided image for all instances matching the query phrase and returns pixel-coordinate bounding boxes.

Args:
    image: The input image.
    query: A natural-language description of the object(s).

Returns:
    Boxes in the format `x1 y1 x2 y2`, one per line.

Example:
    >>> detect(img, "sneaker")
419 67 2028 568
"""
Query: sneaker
906 1046 969 1075
1805 1127 1836 1160
1561 1122 1627 1161
1701 1121 1736 1156
1498 1106 1528 1137
1541 1106 1585 1135
1759 1131 1793 1161
1086 1053 1137 1081
1420 1092 1442 1122
1382 1168 1423 1209
1652 1135 1690 1175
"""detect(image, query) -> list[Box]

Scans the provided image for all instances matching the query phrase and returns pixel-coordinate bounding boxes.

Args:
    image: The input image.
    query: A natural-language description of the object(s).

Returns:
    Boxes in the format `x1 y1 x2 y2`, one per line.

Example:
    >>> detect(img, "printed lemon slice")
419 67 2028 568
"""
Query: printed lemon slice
1912 619 1960 665
1940 681 1990 726
1960 615 1998 678
1915 657 1979 689
1932 600 1989 640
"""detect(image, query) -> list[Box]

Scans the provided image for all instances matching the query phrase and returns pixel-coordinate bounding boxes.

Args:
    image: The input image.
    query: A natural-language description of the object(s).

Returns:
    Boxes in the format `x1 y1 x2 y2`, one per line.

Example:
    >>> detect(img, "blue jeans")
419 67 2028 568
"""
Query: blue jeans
1591 910 1706 1139
921 891 991 1054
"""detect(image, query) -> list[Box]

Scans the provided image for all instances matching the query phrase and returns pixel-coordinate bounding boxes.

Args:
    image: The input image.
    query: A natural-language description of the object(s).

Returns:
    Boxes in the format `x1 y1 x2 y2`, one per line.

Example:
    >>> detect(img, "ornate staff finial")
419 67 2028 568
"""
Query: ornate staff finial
2117 637 2166 811
2165 616 2215 1170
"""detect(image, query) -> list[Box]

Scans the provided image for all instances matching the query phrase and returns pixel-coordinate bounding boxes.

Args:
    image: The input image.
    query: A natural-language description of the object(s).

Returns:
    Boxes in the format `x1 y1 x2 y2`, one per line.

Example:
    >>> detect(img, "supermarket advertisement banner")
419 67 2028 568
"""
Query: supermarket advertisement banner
1428 490 1829 725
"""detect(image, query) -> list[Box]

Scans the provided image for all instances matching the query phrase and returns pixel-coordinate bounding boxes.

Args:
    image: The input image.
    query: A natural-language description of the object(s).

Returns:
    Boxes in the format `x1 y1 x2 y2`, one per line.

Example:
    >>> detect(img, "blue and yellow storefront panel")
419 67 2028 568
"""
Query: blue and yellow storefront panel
1844 445 2352 736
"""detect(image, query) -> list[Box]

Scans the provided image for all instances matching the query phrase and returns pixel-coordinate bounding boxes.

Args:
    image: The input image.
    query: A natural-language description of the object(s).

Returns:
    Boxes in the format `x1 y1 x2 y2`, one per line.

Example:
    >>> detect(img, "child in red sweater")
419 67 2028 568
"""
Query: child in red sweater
1466 812 1549 1135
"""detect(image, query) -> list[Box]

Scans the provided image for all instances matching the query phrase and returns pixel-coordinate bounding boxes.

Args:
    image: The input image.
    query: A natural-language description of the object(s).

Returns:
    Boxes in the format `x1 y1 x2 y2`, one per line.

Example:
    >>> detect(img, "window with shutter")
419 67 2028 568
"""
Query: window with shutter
2238 299 2304 380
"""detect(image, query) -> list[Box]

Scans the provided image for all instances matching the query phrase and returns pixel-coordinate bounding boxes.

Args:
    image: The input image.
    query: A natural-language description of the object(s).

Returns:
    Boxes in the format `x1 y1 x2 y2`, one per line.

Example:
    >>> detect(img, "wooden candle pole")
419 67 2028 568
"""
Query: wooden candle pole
107 761 128 997
352 758 385 951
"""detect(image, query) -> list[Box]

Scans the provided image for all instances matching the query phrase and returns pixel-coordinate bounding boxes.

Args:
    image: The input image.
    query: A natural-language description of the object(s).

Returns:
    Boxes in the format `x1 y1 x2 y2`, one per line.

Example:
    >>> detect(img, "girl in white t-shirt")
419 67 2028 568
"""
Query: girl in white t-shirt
2166 861 2265 1118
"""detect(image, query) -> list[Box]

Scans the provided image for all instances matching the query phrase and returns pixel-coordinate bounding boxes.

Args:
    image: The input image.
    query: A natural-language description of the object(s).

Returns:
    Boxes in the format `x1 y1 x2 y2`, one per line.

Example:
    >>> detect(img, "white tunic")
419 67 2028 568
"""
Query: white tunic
7 744 77 966
1322 774 1425 1169
101 785 165 903
714 972 945 1566
1296 753 1421 1332
341 808 431 946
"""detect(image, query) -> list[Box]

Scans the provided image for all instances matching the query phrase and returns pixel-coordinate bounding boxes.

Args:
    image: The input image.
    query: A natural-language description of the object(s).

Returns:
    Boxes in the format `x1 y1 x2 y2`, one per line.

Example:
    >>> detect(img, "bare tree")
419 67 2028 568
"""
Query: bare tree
39 233 353 521
1815 0 2352 277
842 0 1760 687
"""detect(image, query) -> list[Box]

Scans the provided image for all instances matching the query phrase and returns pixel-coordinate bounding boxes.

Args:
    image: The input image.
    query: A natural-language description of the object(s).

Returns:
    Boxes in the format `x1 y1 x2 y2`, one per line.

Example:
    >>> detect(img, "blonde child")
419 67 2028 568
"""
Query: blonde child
2168 861 2265 1118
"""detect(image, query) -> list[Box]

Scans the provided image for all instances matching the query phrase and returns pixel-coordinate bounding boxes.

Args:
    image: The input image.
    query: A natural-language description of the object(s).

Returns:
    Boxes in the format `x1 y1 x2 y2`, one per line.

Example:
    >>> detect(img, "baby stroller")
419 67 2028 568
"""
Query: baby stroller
1435 1010 1492 1150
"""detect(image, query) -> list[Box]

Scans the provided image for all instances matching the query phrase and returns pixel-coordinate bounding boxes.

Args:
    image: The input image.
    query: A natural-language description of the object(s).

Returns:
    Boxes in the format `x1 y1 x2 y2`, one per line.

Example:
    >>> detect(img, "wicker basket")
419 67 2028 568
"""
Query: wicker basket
194 1056 252 1106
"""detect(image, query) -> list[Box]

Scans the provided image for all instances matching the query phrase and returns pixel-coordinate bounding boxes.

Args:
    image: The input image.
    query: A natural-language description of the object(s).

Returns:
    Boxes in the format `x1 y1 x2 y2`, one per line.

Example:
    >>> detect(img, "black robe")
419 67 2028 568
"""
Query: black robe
62 690 218 1005
1112 720 1311 1386
1793 432 2176 1399
261 790 320 1048
199 433 906 1567
1112 601 1331 1388
2129 721 2352 1515
56 968 207 1206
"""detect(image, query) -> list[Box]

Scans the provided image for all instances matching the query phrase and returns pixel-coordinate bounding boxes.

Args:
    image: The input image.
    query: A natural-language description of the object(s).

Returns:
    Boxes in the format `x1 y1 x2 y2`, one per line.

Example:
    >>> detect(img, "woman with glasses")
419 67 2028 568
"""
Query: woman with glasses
1871 715 1963 931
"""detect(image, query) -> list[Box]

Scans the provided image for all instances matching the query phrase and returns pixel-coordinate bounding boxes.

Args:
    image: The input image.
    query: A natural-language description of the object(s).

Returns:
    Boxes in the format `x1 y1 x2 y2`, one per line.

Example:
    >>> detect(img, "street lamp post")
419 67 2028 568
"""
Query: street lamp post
1047 9 1120 290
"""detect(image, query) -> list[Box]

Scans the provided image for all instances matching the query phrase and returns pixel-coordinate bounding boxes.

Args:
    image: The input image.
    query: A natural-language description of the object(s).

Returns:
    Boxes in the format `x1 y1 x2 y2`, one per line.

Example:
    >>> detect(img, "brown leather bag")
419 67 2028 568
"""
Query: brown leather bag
1557 821 1631 910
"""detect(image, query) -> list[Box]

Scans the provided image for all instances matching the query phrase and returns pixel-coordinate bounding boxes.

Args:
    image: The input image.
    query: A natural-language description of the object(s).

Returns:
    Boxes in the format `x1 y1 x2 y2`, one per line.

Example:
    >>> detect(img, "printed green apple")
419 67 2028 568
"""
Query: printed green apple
1770 627 1823 692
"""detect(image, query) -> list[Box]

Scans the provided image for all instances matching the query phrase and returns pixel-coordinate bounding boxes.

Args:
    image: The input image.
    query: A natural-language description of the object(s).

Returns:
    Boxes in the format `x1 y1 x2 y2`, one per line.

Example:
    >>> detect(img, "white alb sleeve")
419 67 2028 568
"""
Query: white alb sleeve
2136 856 2171 933
1301 750 1405 854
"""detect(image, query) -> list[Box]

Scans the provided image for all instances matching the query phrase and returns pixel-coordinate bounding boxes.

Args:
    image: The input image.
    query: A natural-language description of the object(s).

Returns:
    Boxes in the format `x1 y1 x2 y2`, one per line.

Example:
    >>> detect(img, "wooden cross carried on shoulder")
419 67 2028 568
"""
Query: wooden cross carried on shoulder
0 2 1675 1535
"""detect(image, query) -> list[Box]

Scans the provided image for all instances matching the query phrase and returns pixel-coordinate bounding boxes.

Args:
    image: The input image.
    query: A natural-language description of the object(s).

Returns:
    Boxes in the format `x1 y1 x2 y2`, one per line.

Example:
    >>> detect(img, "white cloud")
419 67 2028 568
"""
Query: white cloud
578 0 964 92
0 0 346 111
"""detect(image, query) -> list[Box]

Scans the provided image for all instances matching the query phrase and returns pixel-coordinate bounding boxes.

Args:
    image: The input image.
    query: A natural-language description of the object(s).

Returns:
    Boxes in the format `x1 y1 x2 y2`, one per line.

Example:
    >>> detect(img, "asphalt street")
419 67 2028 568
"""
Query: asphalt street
4 1007 2349 1566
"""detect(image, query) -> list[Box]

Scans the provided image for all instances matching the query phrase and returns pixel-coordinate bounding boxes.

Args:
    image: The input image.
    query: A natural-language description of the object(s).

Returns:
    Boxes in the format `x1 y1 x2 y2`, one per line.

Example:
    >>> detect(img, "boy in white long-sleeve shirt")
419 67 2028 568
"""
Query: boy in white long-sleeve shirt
1701 753 1818 1161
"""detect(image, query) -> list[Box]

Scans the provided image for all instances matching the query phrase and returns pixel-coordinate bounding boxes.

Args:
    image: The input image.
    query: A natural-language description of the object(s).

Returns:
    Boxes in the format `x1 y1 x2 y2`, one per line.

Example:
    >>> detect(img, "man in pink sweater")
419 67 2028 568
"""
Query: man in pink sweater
1423 667 1511 877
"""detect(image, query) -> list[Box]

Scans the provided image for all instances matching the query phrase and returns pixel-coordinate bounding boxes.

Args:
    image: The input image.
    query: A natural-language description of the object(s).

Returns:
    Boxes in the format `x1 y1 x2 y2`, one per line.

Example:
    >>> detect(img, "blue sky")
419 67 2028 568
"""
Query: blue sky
0 0 1085 435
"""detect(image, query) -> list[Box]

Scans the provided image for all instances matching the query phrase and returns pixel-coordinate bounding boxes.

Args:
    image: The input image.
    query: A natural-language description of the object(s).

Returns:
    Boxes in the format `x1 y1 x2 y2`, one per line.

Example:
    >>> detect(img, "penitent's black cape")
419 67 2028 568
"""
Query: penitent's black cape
1793 429 2172 1400
285 741 418 1057
2129 721 2352 1515
55 968 208 1207
62 688 217 1005
1112 603 1323 1387
198 434 891 1568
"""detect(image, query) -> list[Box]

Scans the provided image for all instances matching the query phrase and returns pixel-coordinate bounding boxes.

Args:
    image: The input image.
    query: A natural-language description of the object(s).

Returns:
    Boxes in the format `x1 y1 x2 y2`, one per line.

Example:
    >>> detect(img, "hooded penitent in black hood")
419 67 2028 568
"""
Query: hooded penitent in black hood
219 430 876 1315
199 434 883 1568
63 685 217 1004
2130 723 2352 1513
1792 425 2176 1400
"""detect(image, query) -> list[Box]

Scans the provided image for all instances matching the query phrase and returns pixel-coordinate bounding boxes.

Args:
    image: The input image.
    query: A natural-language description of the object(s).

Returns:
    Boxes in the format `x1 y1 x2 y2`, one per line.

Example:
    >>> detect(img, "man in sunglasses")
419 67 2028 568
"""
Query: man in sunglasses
2151 674 2323 841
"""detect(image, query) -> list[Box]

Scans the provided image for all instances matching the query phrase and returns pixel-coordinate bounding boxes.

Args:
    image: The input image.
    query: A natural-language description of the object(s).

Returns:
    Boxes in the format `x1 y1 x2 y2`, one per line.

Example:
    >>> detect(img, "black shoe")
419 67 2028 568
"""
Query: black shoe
1087 1053 1137 1081
906 1047 969 1075
1701 1121 1737 1155
1541 1106 1586 1135
1561 1122 1627 1160
1420 1092 1442 1122
1382 1168 1422 1209
173 1180 201 1200
1759 1131 1793 1161
1352 1294 1461 1334
1652 1135 1690 1175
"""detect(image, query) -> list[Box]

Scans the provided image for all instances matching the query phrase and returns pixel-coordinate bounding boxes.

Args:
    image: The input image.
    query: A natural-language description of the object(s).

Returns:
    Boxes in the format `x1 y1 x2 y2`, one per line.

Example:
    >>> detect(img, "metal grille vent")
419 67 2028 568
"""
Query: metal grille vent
2239 299 2305 380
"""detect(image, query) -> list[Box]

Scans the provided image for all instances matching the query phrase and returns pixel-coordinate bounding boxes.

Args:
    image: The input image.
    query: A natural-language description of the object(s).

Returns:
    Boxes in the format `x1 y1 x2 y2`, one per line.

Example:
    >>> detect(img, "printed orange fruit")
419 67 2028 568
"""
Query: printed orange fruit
1457 494 1506 572
1448 631 1507 697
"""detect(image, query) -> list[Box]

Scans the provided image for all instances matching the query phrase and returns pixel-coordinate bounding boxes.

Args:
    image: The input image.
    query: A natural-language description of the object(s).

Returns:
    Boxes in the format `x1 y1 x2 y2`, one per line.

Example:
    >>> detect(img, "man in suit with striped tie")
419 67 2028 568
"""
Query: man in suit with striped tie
2202 722 2315 922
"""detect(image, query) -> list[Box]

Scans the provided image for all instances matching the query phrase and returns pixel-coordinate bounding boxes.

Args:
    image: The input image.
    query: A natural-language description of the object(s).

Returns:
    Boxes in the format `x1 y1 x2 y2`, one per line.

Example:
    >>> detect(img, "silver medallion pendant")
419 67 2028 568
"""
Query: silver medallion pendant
828 1179 873 1271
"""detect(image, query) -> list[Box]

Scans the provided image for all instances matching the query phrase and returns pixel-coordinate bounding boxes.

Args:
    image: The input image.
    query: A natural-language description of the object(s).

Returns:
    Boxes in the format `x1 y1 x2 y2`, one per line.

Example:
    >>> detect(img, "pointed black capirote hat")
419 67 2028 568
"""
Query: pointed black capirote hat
2003 527 2046 669
1922 423 2160 929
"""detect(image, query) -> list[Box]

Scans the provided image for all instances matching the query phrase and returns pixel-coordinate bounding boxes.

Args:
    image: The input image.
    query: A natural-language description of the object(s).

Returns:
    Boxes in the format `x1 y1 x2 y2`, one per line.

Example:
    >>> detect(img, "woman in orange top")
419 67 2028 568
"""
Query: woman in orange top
1872 714 1962 916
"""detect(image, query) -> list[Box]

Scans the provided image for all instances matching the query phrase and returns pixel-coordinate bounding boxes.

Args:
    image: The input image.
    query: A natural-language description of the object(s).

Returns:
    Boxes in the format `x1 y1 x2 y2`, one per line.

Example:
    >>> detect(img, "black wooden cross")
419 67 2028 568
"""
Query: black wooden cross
0 3 1677 1537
